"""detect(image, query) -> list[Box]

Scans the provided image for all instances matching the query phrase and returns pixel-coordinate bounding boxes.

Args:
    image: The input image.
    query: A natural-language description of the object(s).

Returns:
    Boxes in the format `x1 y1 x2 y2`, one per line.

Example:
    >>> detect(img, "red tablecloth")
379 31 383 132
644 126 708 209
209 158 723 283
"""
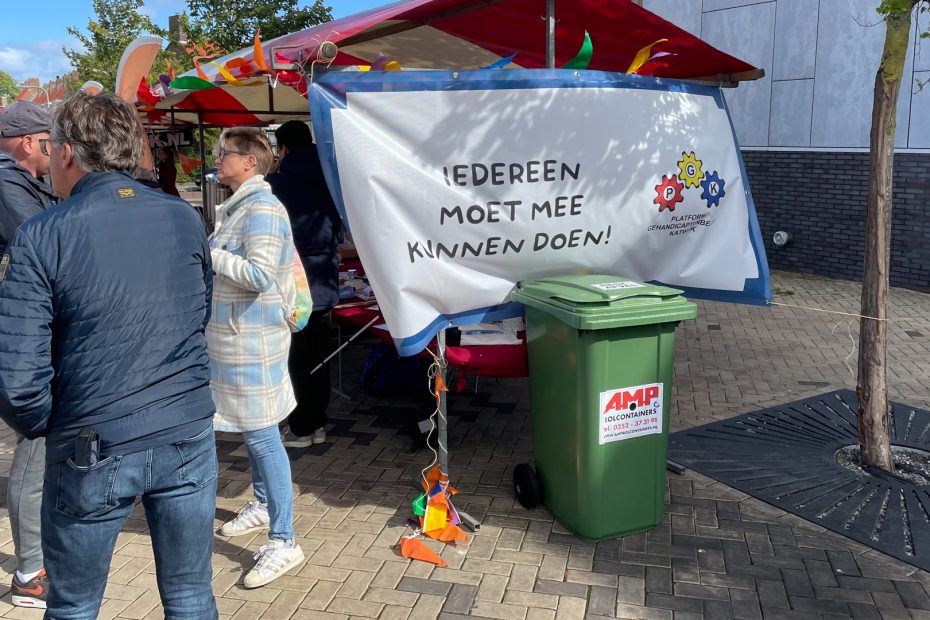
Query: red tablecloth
330 303 528 391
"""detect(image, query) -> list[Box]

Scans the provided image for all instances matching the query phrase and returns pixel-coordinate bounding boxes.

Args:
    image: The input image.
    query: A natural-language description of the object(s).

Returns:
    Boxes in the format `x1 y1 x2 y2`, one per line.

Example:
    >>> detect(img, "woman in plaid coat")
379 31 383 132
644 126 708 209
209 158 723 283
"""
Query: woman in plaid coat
207 128 304 588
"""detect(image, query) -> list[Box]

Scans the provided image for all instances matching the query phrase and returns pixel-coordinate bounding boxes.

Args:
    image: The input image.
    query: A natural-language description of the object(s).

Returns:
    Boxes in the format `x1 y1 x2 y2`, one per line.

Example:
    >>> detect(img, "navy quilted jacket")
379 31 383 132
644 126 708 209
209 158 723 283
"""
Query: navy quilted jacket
0 172 215 464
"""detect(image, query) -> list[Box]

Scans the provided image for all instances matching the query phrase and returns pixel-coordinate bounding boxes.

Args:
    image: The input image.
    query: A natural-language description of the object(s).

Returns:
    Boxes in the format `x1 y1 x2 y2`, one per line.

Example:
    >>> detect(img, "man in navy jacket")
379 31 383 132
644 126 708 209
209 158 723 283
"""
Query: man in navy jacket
0 92 218 618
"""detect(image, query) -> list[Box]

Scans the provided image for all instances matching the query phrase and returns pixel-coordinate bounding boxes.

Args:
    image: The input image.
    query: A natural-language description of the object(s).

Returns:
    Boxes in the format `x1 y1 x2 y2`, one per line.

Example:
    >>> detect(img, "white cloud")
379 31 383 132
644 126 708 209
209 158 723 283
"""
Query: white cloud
0 39 81 84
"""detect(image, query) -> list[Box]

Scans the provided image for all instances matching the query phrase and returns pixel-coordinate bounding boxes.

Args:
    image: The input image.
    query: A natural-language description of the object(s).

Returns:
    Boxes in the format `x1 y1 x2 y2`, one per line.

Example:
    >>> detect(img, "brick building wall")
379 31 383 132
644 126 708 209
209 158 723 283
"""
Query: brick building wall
743 151 930 291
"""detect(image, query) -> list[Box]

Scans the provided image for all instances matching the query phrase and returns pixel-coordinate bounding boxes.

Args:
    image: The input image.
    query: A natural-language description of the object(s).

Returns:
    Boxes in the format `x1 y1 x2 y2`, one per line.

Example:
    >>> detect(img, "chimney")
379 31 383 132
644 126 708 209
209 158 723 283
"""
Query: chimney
169 14 189 47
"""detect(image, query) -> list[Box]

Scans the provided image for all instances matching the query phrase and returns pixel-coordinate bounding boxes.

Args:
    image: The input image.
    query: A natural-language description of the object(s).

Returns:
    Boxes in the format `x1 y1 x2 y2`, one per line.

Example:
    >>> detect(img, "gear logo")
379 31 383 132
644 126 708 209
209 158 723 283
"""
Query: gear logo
677 151 704 188
700 171 726 208
654 175 684 212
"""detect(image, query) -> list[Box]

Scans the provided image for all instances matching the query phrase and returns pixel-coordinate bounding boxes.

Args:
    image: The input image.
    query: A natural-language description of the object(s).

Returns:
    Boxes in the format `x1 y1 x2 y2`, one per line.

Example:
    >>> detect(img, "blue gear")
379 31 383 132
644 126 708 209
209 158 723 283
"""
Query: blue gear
700 171 726 208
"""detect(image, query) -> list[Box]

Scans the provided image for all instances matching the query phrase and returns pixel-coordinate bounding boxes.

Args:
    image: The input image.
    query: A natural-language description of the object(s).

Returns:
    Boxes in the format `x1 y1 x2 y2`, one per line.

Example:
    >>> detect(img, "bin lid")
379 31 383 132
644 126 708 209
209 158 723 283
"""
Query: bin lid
511 274 697 330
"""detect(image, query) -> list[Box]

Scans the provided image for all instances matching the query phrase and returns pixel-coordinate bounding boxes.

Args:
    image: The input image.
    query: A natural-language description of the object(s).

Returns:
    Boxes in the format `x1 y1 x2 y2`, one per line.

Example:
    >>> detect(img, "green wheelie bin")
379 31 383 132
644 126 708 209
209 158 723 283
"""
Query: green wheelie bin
511 274 696 541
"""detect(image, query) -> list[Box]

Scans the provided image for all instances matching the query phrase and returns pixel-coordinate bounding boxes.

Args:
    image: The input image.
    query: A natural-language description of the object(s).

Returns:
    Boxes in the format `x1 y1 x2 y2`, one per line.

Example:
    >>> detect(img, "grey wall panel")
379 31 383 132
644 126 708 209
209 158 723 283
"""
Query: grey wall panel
769 79 814 146
909 71 930 148
773 0 819 80
643 0 703 37
912 11 930 72
704 0 773 11
703 4 776 146
811 0 915 148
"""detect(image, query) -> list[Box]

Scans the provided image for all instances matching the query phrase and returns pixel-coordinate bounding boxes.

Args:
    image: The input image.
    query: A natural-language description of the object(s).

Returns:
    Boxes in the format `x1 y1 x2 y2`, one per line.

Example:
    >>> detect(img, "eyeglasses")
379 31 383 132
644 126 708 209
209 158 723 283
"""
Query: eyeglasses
39 135 89 157
215 148 250 160
38 138 58 157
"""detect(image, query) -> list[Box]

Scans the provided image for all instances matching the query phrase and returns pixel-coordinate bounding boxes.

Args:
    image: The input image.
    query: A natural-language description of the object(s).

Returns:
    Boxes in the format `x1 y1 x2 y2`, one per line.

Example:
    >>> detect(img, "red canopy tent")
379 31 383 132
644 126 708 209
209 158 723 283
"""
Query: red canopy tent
159 0 761 127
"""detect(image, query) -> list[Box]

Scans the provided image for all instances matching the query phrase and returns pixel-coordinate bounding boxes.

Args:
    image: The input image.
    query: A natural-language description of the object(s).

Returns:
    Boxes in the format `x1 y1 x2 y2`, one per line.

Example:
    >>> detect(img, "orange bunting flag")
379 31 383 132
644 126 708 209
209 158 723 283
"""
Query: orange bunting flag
194 59 209 80
399 536 448 567
166 59 176 81
178 153 204 176
433 374 448 400
435 524 468 544
626 38 668 74
254 29 269 72
421 464 447 494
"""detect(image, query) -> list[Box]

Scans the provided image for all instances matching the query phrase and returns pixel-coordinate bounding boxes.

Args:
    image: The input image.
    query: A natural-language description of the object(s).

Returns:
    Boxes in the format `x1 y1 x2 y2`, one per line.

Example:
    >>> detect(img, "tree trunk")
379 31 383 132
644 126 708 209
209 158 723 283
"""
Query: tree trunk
857 5 915 471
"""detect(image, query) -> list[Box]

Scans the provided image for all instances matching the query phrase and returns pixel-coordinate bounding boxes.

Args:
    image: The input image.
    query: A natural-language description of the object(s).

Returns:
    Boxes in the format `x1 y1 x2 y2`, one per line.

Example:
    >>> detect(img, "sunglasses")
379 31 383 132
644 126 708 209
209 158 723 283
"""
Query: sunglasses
38 138 57 157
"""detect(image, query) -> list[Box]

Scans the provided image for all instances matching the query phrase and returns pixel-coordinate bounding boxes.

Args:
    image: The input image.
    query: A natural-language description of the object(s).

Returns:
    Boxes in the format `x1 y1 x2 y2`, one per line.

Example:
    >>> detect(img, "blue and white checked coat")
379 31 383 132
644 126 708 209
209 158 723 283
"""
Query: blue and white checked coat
207 175 297 432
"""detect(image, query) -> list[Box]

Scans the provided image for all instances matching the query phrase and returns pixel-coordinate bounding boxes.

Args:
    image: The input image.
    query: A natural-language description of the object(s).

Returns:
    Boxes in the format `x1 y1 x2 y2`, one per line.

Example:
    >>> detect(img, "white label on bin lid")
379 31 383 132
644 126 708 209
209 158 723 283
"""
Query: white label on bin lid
598 382 663 444
592 281 644 291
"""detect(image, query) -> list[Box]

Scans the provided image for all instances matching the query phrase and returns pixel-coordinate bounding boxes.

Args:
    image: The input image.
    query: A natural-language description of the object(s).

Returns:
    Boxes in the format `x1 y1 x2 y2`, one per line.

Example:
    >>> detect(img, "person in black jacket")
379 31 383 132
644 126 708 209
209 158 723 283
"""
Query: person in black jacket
268 120 342 447
0 99 58 610
0 92 218 619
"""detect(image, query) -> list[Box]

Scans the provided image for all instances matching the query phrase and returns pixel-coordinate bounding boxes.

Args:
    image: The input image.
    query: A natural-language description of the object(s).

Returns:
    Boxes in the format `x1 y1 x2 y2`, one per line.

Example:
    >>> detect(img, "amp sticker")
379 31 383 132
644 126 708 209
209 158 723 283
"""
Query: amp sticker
598 382 663 444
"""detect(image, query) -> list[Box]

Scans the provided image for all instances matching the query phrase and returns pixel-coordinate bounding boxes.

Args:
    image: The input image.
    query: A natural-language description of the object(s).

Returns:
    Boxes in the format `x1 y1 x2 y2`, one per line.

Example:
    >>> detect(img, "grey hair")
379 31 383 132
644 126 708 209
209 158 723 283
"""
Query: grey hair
51 92 142 173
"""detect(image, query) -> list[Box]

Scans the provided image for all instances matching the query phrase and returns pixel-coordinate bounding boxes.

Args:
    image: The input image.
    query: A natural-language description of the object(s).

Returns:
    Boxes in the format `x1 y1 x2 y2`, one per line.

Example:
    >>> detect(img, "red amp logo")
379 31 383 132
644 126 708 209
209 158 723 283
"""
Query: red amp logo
603 385 660 413
598 382 664 445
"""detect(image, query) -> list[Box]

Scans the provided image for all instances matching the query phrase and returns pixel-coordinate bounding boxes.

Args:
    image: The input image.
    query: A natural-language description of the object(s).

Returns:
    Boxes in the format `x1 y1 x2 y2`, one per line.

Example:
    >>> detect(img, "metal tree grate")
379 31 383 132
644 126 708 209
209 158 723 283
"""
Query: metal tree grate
669 390 930 571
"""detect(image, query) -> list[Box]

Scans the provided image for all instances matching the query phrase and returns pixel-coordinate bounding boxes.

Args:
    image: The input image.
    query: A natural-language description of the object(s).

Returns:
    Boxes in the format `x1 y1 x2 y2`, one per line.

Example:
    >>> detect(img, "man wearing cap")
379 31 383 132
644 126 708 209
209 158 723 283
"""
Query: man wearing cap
0 99 55 609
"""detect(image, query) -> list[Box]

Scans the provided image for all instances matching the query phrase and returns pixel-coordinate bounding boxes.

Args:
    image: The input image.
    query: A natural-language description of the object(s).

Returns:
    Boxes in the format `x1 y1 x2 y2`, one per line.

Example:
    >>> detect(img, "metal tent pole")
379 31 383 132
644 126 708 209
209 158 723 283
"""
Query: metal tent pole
198 114 208 229
437 328 449 475
436 327 480 531
546 0 556 69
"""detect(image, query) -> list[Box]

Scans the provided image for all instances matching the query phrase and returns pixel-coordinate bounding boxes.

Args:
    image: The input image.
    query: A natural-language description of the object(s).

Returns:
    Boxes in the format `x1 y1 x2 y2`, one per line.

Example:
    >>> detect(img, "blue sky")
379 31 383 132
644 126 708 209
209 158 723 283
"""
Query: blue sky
0 0 385 84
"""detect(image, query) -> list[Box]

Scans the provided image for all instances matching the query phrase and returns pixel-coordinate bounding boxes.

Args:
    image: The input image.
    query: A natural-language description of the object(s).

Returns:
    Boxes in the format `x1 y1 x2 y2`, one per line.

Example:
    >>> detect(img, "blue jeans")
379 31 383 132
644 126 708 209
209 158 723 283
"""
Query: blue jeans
242 425 294 541
41 424 219 620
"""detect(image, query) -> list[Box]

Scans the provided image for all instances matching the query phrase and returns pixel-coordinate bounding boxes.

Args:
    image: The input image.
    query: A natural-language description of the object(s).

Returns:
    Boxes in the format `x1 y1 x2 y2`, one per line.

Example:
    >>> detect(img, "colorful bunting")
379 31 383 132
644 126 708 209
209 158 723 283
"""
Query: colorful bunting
435 524 468 544
179 153 204 176
211 62 242 85
563 31 593 70
136 77 160 106
254 29 269 72
370 52 390 70
226 57 257 76
168 76 216 91
480 53 517 70
412 492 427 516
399 536 447 567
627 39 668 74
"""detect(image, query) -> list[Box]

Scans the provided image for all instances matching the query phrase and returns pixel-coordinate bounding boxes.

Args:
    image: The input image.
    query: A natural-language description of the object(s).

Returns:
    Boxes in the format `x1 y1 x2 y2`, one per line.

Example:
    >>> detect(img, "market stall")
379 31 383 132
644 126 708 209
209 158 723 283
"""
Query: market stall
130 0 771 537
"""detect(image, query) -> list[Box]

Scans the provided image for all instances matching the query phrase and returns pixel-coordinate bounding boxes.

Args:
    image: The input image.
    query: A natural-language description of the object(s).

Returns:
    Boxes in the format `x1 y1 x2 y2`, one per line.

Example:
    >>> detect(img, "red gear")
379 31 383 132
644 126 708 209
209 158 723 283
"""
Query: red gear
654 174 684 212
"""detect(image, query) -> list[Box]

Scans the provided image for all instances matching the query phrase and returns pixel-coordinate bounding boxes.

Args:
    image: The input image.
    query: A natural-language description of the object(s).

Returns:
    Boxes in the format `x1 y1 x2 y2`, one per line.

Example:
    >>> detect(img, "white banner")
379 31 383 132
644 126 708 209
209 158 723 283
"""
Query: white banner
313 73 769 354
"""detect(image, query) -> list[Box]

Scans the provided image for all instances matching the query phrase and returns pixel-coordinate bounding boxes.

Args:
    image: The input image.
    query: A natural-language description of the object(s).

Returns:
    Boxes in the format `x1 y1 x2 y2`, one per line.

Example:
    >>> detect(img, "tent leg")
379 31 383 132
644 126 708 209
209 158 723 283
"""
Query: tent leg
437 328 449 476
436 328 480 532
546 0 555 68
198 115 209 231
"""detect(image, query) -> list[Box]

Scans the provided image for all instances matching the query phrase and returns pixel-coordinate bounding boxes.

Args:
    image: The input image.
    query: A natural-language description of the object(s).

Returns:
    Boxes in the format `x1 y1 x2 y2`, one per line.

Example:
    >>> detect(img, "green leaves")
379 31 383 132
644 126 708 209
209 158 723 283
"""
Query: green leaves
64 0 174 91
185 0 332 54
0 70 19 101
877 0 921 16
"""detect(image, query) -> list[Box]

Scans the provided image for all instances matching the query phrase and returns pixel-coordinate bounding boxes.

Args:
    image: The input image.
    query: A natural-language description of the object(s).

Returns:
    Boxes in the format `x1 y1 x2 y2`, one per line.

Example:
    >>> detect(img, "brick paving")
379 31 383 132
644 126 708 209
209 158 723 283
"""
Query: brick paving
0 270 928 619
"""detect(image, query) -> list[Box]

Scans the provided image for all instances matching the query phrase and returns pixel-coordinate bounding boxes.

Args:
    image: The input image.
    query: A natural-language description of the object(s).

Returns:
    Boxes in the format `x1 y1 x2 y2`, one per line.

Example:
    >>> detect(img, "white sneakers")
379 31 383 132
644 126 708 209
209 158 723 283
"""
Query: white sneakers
219 501 270 537
244 539 305 588
281 427 326 448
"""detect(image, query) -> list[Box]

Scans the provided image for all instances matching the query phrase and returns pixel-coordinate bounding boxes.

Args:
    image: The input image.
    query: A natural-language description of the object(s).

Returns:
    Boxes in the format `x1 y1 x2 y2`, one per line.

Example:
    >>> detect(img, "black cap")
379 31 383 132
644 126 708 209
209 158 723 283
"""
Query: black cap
0 101 52 138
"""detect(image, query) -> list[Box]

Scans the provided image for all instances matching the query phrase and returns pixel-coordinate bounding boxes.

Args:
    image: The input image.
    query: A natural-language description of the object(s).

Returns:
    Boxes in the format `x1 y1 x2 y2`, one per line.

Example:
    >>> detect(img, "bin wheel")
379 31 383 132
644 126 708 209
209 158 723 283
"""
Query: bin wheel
513 463 542 509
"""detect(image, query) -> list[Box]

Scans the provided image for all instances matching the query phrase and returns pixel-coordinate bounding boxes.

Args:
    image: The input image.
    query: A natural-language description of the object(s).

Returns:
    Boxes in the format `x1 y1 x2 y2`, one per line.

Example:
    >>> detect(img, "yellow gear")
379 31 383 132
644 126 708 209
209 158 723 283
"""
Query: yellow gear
677 151 704 188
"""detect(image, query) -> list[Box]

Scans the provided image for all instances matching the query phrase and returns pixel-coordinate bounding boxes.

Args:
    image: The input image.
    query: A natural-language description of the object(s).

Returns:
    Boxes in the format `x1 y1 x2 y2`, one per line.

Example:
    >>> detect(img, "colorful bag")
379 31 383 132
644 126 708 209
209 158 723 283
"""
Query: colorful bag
282 247 311 332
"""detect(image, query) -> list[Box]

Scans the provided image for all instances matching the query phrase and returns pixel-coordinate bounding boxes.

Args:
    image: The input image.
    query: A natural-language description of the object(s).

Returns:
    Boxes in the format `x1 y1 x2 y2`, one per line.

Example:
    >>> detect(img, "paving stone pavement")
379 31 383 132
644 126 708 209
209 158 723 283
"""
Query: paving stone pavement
0 270 928 619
